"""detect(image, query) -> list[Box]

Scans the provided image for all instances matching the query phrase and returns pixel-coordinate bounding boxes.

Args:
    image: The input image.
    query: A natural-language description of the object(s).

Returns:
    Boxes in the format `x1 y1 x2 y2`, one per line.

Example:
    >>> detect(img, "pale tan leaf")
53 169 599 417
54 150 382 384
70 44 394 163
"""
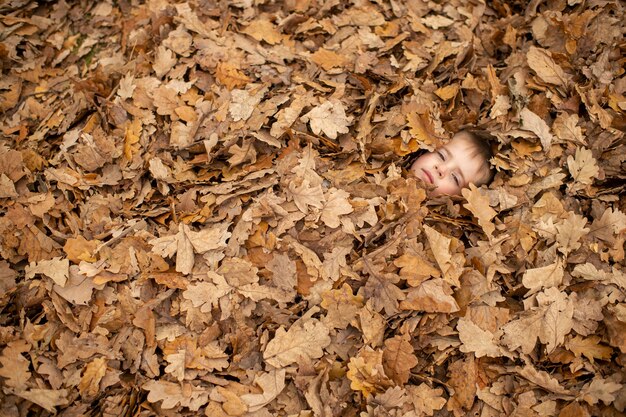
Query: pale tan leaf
241 19 283 45
320 187 353 228
263 318 331 367
182 272 231 313
579 376 622 406
117 73 136 100
347 347 393 397
462 184 497 238
165 350 186 382
555 212 589 256
553 113 585 145
527 46 571 86
177 224 195 275
423 225 463 287
153 46 177 78
407 383 446 416
240 369 286 412
187 223 232 253
300 99 353 139
516 364 573 395
288 179 325 214
521 260 564 295
501 312 542 354
25 257 69 287
229 87 267 122
143 380 209 410
567 147 599 186
537 288 574 354
13 389 69 413
0 340 31 389
457 317 505 358
400 279 459 313
520 107 554 150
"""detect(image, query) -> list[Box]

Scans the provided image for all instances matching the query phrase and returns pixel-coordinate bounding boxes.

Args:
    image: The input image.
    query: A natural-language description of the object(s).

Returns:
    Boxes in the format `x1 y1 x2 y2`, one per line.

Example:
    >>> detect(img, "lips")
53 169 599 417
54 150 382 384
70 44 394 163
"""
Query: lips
422 169 434 184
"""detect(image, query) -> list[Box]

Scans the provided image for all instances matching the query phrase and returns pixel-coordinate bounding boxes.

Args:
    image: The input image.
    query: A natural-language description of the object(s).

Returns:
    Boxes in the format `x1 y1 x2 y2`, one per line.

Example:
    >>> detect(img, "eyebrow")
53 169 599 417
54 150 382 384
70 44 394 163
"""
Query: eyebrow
441 147 467 185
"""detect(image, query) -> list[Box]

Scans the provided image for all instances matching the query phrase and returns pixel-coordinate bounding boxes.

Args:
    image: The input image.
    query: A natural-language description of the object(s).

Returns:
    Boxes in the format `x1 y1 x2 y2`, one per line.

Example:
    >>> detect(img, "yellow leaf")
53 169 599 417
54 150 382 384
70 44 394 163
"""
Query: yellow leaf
123 118 142 161
347 347 393 397
309 48 350 71
78 357 107 398
216 62 251 90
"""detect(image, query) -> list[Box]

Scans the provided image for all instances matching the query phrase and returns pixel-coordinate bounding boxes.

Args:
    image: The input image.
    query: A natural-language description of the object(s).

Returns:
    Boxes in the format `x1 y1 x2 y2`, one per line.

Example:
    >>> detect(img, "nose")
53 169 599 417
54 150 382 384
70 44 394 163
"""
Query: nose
435 164 448 178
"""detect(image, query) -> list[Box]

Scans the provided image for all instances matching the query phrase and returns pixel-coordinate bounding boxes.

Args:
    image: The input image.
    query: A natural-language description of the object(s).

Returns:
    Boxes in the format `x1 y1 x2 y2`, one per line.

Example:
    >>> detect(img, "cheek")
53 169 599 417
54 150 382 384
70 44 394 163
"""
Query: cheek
433 179 461 196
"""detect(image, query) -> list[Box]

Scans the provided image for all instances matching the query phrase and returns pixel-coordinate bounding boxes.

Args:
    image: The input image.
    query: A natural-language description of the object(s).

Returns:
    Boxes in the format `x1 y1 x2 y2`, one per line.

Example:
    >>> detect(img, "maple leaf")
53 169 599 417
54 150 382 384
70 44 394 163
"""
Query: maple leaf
382 335 418 385
263 318 331 367
300 99 353 140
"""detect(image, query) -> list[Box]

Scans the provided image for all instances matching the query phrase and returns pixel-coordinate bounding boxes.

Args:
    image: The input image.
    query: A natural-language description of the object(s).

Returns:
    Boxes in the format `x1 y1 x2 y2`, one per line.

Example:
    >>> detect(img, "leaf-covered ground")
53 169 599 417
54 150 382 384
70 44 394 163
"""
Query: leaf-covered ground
1 0 625 416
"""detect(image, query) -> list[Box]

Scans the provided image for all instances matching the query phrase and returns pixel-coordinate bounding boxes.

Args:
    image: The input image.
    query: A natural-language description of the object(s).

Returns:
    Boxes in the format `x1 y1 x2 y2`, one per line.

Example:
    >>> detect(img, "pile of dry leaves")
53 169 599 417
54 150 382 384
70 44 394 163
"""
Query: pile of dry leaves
0 0 625 415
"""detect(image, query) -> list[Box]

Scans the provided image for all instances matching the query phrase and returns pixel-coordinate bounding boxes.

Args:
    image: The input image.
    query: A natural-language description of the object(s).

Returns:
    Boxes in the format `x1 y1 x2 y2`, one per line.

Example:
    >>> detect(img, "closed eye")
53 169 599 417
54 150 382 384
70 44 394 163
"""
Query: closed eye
437 150 445 161
452 173 460 186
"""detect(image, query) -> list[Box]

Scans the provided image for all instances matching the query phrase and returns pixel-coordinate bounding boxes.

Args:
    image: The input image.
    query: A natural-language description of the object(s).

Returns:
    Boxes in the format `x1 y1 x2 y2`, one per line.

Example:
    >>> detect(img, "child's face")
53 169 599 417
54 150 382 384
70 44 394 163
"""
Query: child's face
409 132 489 196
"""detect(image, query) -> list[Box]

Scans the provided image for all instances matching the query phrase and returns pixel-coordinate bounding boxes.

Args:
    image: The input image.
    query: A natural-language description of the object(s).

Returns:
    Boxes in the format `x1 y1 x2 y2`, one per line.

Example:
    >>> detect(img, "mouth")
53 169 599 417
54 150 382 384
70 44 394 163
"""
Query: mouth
422 169 434 184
